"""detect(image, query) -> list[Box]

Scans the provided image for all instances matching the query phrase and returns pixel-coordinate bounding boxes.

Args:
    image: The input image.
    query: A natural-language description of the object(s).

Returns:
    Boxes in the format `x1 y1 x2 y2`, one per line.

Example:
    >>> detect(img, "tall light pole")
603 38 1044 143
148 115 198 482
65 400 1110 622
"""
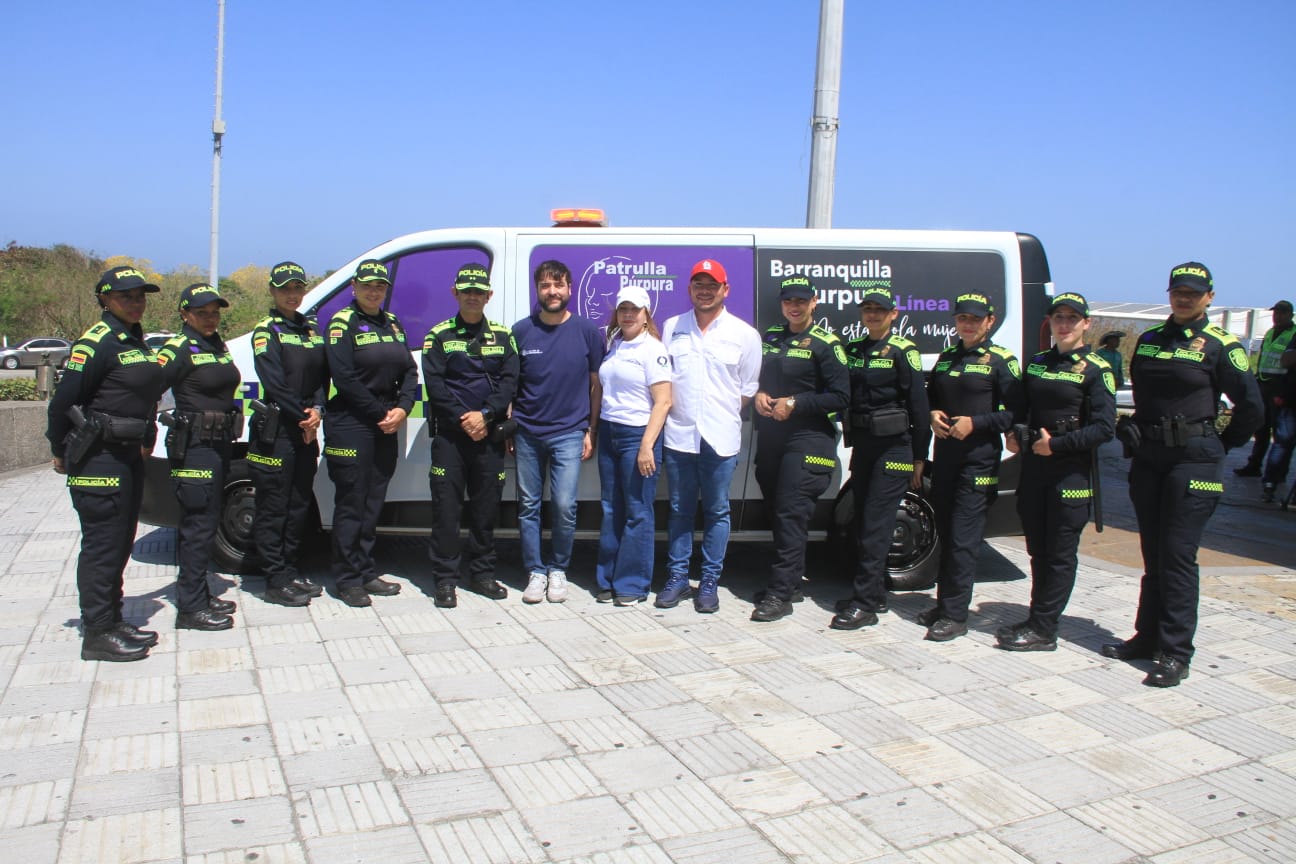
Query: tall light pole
806 0 843 229
209 0 227 286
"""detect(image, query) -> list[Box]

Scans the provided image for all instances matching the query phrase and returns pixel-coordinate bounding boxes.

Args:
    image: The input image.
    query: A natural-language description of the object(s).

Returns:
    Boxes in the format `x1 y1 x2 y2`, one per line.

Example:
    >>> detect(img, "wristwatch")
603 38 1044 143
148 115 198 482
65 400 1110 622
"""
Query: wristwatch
480 406 494 424
786 396 797 412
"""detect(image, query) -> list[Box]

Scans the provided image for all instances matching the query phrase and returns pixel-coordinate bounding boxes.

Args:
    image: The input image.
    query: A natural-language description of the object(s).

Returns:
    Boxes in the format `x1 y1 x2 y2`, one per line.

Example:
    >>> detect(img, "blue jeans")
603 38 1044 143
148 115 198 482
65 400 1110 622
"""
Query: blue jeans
1264 405 1296 486
514 428 585 575
665 440 738 582
596 421 661 598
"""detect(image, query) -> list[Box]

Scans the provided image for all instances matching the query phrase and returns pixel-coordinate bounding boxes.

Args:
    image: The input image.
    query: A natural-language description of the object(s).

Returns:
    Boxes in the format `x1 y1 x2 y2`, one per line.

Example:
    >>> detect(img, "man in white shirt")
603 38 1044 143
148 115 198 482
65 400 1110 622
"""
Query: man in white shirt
654 259 762 613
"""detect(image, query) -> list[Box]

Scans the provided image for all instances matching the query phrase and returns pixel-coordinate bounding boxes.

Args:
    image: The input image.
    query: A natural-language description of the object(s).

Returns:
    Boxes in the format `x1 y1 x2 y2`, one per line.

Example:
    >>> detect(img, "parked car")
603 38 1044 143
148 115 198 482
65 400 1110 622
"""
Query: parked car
0 337 71 369
144 332 175 350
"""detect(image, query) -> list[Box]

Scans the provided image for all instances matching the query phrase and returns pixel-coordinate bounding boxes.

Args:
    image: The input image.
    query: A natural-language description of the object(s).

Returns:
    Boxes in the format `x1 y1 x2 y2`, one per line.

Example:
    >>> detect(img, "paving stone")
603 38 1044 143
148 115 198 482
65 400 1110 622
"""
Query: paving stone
659 825 792 864
553 846 675 864
992 809 1144 864
760 803 893 862
941 722 1054 770
80 731 179 775
638 647 725 676
598 678 692 712
499 663 584 694
1140 775 1277 837
1002 710 1114 754
183 795 296 855
669 728 780 778
625 779 742 838
1223 667 1296 703
0 777 71 829
840 668 940 704
3 823 64 864
91 675 177 708
868 736 985 786
272 714 369 755
186 842 308 864
416 811 546 864
424 671 515 701
521 795 644 859
465 722 572 767
1207 762 1296 818
280 746 387 792
178 694 267 732
7 658 97 688
179 724 278 764
707 764 826 816
906 832 1037 863
845 785 980 849
393 767 509 822
567 654 658 686
58 806 182 863
1149 837 1268 863
1222 819 1296 862
1000 755 1130 809
375 733 481 775
304 824 429 864
801 650 886 679
1071 793 1211 856
495 756 605 807
1191 714 1296 759
0 709 84 750
296 779 409 837
706 685 806 727
182 756 287 804
582 744 691 795
1 680 94 715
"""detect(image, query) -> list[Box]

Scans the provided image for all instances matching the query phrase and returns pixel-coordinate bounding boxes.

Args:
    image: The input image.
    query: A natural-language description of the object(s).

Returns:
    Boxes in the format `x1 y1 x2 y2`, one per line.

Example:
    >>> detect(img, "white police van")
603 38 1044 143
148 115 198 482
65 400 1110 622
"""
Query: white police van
141 213 1054 590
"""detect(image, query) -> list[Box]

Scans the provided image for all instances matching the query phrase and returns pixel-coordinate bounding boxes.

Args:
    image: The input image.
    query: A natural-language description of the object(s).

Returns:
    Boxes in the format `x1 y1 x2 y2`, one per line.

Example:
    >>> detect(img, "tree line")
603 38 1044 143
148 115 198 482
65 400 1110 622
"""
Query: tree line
0 242 321 344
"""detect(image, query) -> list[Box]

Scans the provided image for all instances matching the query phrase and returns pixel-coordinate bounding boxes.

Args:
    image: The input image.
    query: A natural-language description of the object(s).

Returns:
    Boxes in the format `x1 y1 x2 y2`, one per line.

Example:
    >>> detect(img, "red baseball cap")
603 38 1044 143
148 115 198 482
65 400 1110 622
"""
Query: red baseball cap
690 259 728 284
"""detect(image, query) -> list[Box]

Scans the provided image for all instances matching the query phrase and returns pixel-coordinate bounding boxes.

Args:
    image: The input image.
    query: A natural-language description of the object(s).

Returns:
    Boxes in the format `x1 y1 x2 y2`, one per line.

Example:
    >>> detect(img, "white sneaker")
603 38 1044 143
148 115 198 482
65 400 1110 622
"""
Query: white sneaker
546 569 568 603
522 571 548 604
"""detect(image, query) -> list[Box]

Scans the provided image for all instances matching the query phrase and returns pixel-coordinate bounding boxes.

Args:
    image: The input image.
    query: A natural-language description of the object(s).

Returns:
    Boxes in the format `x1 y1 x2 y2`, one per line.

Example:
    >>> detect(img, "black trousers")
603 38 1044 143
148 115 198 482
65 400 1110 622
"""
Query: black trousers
848 436 912 611
1128 436 1223 663
931 437 1000 622
427 430 506 584
755 435 835 602
69 443 144 631
171 441 230 614
325 416 396 590
1016 452 1091 638
250 431 320 589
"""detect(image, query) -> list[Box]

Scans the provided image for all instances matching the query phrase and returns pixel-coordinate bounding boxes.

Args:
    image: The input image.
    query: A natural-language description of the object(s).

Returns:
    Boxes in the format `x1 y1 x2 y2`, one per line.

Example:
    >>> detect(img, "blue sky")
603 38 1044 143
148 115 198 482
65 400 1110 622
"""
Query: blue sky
2 1 1292 308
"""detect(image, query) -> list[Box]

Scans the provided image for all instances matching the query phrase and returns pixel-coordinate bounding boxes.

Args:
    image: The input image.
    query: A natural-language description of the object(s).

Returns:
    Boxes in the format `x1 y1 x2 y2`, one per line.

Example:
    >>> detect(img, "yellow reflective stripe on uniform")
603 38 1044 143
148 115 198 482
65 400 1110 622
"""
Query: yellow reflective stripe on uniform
246 452 282 467
430 466 446 476
1060 489 1092 499
973 476 998 487
324 446 357 458
884 461 914 472
170 469 213 479
804 455 835 468
68 476 120 488
1188 479 1223 493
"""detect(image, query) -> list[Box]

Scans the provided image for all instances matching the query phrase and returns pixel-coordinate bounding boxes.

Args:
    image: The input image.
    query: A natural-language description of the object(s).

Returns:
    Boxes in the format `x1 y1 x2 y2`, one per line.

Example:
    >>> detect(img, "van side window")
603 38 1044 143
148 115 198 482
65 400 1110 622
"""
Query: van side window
311 247 492 340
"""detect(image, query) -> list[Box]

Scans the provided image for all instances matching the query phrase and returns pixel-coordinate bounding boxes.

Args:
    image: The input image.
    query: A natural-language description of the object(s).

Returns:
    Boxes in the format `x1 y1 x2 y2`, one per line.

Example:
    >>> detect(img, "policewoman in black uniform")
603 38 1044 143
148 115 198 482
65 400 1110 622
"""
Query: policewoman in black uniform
999 292 1115 651
249 261 327 607
157 283 243 631
324 259 419 607
48 266 165 661
923 293 1024 641
1103 262 1262 686
832 286 930 630
751 275 849 622
422 264 518 608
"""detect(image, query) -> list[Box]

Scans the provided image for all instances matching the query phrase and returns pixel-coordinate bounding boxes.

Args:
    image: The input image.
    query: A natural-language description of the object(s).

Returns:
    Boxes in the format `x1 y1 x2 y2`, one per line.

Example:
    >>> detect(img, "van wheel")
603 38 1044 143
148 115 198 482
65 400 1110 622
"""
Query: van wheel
829 477 941 592
214 463 257 573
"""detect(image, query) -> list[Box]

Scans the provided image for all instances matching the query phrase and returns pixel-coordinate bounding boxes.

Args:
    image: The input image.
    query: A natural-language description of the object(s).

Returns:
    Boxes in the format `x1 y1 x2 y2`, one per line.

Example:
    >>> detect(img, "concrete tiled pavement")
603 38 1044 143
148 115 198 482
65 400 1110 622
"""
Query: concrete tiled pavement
1 448 1294 863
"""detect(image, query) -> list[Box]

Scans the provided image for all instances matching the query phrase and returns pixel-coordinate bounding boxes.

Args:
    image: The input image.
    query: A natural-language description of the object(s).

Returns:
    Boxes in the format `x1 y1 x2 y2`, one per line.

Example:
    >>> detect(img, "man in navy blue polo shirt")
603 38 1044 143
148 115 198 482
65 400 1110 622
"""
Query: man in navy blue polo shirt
512 260 605 603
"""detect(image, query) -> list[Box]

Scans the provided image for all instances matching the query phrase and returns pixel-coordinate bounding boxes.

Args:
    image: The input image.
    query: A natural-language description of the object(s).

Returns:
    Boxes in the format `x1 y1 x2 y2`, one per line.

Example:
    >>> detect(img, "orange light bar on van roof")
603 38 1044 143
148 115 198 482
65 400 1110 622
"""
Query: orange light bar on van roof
551 208 607 227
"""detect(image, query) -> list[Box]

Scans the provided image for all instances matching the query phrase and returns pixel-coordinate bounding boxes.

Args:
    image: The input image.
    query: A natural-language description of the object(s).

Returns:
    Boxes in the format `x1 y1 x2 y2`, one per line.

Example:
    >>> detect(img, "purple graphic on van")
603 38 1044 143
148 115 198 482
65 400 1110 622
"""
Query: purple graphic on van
529 245 755 329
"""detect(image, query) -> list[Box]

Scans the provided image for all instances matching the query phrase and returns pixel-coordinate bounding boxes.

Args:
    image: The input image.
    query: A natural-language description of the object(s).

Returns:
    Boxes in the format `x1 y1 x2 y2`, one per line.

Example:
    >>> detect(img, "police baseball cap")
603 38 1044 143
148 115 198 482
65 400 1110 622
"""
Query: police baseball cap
690 259 728 284
1048 292 1089 317
858 286 896 310
953 293 993 316
1271 300 1293 313
269 261 307 288
1168 262 1212 293
779 275 816 300
354 259 391 284
454 264 491 292
179 283 230 310
95 265 160 295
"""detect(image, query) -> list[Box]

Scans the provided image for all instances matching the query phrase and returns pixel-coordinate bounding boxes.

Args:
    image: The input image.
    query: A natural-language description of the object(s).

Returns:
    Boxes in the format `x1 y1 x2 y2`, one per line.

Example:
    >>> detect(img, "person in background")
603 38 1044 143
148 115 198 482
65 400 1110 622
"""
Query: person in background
156 283 243 631
594 285 672 605
511 259 605 603
1236 300 1295 478
48 266 164 661
1000 292 1114 651
923 293 1024 641
1261 341 1296 502
654 259 762 614
750 276 849 622
323 259 419 607
1104 262 1262 687
832 286 930 630
1096 331 1125 390
422 263 517 608
249 261 327 607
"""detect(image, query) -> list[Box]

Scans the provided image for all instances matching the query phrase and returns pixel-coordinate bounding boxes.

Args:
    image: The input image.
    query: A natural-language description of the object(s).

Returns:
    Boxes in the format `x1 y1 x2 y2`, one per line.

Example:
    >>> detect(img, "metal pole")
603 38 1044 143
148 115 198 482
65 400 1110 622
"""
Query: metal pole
806 0 844 229
209 0 227 286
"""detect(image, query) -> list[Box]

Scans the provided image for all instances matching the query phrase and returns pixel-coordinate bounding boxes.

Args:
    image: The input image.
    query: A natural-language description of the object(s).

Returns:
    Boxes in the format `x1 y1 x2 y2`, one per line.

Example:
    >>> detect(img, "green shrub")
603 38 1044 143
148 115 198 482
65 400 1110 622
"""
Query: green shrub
0 378 39 401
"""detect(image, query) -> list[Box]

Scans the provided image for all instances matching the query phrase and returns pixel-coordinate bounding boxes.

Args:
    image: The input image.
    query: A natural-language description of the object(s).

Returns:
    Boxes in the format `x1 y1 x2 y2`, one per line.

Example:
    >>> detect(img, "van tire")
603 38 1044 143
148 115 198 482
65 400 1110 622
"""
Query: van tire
829 476 941 592
214 460 257 573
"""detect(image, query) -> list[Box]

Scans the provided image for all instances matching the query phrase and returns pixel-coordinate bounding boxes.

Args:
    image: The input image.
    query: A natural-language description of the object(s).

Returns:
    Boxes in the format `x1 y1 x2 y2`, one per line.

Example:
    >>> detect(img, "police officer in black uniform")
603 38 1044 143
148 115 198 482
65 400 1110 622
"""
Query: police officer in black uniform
324 259 419 607
751 275 849 622
249 261 327 607
999 292 1115 651
1103 262 1262 686
923 293 1024 641
422 264 518 608
832 286 930 629
48 266 165 661
157 284 242 631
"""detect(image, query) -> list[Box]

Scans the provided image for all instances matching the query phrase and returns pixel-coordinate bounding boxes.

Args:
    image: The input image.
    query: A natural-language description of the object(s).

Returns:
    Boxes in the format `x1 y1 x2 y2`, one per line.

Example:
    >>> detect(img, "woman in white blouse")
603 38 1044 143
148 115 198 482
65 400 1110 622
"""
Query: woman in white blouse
596 285 673 604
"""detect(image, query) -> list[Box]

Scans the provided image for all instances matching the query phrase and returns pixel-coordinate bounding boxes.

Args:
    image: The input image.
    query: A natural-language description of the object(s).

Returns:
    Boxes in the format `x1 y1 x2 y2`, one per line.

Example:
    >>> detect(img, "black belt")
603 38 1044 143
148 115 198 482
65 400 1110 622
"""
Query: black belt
90 412 149 444
1137 419 1215 445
